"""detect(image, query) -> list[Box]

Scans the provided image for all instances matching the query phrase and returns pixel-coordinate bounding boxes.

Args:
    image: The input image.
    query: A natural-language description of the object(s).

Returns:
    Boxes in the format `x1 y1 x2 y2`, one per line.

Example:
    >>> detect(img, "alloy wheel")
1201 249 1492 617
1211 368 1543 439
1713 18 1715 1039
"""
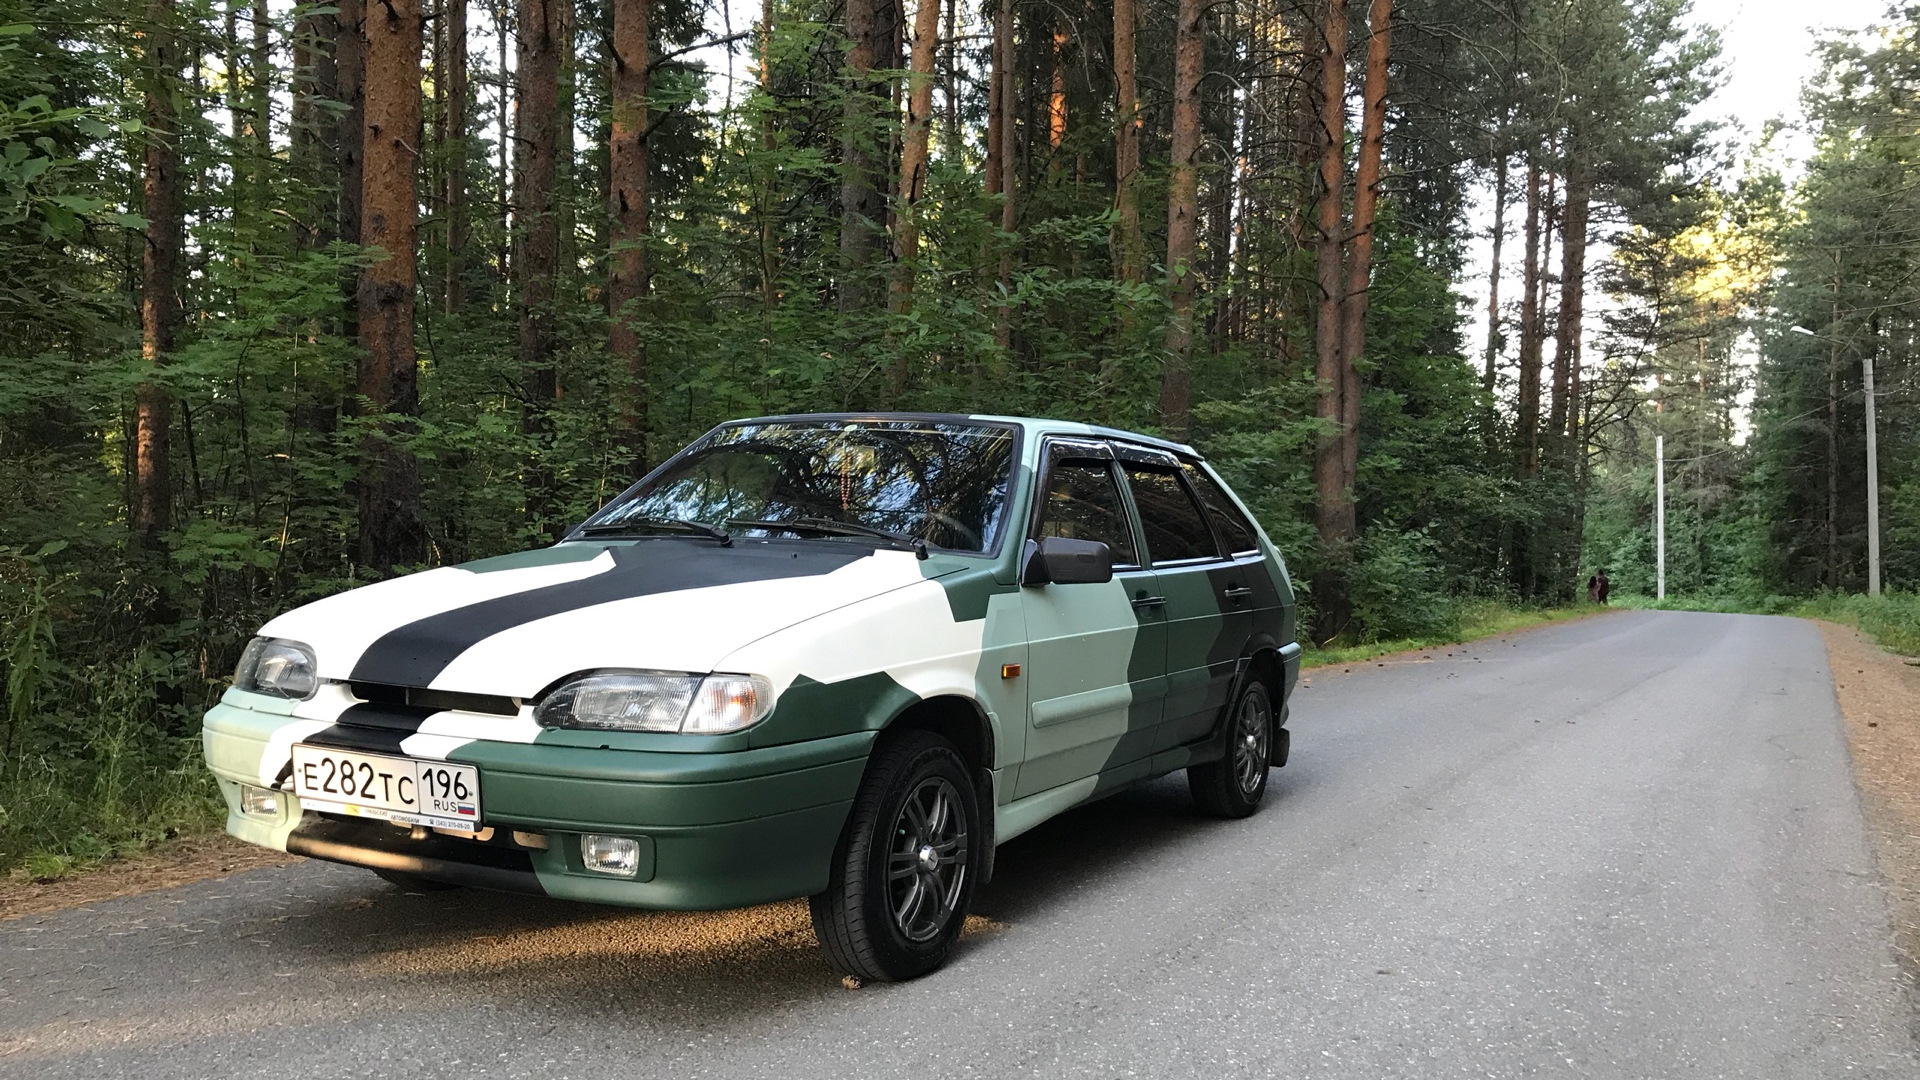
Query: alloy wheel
887 776 969 943
1232 690 1271 796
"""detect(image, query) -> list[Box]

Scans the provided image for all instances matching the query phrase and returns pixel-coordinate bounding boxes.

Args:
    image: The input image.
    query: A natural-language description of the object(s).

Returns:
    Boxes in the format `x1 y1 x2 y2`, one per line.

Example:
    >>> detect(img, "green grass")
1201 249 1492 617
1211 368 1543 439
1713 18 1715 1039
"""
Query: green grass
1301 600 1604 670
0 732 224 880
0 655 226 881
1791 592 1920 656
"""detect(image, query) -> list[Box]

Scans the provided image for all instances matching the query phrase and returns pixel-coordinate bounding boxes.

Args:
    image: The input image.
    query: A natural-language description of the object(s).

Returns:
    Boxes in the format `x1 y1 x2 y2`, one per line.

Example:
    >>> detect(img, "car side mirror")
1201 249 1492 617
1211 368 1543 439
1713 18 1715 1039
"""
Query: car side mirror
1021 537 1114 587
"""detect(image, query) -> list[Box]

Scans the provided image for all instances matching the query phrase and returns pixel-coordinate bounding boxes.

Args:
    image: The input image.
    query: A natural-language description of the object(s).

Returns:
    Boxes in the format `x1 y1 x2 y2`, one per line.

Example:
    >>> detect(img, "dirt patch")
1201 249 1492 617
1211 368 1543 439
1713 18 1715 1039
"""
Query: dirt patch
0 832 298 922
1816 618 1920 980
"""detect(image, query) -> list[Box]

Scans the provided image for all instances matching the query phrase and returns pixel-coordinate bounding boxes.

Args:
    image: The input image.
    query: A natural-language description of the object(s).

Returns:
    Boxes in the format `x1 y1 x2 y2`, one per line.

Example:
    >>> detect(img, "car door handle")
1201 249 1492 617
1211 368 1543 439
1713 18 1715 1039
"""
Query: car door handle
1222 585 1253 602
1131 594 1167 609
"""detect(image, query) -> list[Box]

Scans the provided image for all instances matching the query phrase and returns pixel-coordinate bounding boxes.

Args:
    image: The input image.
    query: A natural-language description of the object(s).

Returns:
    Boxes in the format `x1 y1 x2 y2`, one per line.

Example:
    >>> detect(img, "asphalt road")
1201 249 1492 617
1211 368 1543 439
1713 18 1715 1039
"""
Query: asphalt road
3 610 1916 1079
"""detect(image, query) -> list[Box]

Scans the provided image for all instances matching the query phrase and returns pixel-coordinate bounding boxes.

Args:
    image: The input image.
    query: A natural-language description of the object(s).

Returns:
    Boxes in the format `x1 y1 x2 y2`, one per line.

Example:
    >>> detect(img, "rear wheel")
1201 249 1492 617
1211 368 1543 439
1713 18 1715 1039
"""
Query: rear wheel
371 868 459 892
810 730 980 982
1188 678 1274 818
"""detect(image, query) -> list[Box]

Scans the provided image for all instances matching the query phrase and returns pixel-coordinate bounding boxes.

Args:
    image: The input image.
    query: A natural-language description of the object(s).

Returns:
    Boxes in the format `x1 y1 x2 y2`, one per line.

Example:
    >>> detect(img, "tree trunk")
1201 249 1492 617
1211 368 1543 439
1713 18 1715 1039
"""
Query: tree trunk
1337 0 1389 502
495 3 511 283
136 0 183 553
1158 0 1204 438
1311 0 1351 642
444 0 468 312
226 2 243 152
1112 0 1142 284
555 0 576 274
609 0 650 472
992 0 1015 352
250 0 270 189
304 5 342 251
883 0 940 398
516 0 562 538
840 0 888 312
337 0 365 252
984 0 1004 201
1047 21 1067 154
888 0 941 315
1827 291 1839 588
1483 155 1507 392
1549 159 1588 451
1515 158 1542 478
757 0 778 309
942 0 959 156
356 0 427 574
292 10 316 218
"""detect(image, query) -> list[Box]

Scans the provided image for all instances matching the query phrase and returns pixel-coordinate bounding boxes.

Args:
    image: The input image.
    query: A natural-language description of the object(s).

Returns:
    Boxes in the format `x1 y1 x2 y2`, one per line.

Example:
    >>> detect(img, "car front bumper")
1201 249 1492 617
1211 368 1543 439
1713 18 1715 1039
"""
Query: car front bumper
203 701 872 910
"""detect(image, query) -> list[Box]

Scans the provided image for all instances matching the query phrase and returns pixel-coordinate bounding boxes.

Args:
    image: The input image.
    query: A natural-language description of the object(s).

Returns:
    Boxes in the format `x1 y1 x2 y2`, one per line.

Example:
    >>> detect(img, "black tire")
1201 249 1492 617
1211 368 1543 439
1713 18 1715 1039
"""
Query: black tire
810 730 980 982
372 868 459 892
1188 678 1274 818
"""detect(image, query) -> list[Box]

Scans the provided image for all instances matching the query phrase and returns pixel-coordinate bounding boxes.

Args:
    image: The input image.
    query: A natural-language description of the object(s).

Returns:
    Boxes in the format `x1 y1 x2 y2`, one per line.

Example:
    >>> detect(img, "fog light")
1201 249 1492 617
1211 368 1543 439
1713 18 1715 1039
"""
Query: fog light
581 834 640 877
240 786 280 818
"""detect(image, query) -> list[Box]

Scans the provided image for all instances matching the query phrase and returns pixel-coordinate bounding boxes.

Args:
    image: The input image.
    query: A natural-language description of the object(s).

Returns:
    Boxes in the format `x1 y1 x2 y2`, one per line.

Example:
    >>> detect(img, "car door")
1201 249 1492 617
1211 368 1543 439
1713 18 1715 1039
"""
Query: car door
1014 439 1170 799
1182 459 1290 661
1116 449 1242 750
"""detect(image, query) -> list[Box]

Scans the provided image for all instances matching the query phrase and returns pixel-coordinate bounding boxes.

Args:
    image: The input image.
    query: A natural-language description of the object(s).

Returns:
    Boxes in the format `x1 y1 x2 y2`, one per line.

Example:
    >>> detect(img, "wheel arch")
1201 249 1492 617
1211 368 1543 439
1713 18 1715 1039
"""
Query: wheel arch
878 693 999 884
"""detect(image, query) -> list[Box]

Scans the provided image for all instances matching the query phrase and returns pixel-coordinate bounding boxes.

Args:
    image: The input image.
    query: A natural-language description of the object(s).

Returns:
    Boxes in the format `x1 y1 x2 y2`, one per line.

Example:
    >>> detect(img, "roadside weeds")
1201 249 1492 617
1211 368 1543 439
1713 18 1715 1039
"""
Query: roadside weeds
0 830 296 922
1816 618 1920 985
1302 603 1620 673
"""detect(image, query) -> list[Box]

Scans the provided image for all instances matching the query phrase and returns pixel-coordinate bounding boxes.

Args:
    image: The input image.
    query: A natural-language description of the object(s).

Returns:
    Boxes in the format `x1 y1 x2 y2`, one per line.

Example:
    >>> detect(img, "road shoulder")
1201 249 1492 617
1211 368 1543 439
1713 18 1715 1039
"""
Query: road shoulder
1817 617 1920 984
0 832 297 922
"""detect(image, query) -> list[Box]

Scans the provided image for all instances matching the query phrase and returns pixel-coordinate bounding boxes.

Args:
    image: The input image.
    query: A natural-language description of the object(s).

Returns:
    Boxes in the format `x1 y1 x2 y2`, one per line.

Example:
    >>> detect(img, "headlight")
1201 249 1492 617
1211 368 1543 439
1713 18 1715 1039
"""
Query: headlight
534 671 774 734
234 637 319 700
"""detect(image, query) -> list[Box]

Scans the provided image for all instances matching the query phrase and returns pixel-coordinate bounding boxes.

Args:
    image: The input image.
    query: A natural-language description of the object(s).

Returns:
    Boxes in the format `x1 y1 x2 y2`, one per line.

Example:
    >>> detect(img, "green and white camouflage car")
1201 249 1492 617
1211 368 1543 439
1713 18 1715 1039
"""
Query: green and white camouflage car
203 413 1301 980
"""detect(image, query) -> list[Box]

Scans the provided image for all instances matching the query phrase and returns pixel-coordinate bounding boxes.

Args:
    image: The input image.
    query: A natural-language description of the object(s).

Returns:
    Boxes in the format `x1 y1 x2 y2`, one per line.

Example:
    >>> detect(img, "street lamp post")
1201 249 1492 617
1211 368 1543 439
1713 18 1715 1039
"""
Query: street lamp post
1792 325 1880 595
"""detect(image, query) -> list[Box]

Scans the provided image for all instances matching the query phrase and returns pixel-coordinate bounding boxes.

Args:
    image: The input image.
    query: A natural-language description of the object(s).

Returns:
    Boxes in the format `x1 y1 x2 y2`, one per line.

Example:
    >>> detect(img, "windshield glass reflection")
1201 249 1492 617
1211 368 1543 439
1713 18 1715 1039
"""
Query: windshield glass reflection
589 420 1019 554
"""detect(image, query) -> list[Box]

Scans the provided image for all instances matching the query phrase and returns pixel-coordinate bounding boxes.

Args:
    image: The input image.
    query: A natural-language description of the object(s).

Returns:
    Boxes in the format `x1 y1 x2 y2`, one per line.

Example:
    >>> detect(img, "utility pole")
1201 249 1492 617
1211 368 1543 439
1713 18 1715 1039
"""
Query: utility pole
1865 348 1881 595
1655 434 1666 601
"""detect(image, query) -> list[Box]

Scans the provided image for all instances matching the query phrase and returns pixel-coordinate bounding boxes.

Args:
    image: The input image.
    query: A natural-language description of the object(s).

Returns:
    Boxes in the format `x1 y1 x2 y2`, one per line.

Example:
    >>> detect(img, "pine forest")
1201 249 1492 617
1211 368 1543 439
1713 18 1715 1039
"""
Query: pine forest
1 0 1917 869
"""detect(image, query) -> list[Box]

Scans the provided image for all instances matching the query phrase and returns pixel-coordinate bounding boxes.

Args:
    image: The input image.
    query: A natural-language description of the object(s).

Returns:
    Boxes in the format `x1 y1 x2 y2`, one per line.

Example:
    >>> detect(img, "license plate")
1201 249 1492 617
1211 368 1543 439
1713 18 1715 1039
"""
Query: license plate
291 744 482 831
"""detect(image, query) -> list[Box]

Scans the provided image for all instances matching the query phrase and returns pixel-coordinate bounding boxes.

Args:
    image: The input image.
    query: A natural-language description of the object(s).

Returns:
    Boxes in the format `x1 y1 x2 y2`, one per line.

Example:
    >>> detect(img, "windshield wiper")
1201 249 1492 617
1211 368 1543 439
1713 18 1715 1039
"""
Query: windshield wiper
579 517 732 545
728 517 928 559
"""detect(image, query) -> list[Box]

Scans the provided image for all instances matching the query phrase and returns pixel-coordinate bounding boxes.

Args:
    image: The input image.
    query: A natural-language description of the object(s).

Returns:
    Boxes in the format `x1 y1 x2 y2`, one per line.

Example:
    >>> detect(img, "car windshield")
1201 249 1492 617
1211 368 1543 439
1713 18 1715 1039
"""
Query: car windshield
586 419 1019 554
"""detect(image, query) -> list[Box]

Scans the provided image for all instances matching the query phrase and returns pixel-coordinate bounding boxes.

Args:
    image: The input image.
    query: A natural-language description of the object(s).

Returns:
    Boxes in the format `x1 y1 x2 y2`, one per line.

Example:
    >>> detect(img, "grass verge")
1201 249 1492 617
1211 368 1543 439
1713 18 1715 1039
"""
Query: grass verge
1302 600 1606 670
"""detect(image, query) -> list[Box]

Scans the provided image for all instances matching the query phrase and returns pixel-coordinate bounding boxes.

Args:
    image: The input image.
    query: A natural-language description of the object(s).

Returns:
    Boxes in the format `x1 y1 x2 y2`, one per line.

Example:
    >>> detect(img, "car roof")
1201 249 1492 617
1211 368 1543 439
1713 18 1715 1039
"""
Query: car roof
730 412 1201 459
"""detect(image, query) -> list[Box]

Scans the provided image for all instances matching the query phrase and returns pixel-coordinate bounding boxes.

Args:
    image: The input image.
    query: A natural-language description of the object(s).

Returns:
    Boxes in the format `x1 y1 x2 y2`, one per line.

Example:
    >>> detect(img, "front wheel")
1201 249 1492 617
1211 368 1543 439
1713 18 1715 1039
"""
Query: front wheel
1188 678 1274 818
810 731 980 982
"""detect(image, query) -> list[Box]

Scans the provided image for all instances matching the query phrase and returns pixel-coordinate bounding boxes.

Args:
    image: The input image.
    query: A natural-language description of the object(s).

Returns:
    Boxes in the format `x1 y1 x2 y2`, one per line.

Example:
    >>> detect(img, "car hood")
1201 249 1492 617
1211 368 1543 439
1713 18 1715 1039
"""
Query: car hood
259 540 954 699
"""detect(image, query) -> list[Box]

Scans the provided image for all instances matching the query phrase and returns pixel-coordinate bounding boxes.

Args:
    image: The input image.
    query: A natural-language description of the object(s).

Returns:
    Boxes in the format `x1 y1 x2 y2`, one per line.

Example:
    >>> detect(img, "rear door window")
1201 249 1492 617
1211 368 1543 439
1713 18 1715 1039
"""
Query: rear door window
1123 467 1218 564
1183 465 1260 555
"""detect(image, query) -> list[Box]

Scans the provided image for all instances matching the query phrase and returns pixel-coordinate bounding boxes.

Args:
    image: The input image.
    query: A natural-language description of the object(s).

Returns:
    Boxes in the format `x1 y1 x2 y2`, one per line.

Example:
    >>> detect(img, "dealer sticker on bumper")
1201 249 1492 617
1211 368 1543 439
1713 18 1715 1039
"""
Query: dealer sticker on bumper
291 744 482 831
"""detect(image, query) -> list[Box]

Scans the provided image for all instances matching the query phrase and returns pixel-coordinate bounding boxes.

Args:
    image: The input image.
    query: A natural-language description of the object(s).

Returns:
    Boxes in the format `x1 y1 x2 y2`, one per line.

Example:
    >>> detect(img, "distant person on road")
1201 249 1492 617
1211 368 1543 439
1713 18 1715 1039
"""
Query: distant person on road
1597 570 1611 604
1587 574 1600 603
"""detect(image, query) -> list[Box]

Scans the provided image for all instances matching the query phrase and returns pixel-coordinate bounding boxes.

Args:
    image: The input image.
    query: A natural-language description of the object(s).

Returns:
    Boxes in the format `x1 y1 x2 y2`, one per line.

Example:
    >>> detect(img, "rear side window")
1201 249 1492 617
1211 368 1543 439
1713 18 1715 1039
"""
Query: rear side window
1184 465 1261 554
1036 460 1139 566
1124 467 1217 563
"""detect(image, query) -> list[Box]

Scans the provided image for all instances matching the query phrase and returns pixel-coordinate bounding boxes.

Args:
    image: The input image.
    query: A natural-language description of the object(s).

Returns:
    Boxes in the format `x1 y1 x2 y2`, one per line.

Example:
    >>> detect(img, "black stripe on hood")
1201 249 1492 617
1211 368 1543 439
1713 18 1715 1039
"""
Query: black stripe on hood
302 701 439 756
349 540 874 687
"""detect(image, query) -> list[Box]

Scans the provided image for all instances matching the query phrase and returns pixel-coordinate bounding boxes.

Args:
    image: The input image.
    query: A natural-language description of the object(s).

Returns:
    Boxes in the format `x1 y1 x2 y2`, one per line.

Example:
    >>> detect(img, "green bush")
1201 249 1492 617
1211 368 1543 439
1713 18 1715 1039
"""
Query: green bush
1346 529 1463 643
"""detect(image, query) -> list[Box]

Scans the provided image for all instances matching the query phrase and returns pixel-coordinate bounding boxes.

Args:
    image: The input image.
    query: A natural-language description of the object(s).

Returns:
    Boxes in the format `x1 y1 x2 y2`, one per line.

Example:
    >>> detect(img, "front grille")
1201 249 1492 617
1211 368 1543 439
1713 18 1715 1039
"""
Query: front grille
348 681 520 716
